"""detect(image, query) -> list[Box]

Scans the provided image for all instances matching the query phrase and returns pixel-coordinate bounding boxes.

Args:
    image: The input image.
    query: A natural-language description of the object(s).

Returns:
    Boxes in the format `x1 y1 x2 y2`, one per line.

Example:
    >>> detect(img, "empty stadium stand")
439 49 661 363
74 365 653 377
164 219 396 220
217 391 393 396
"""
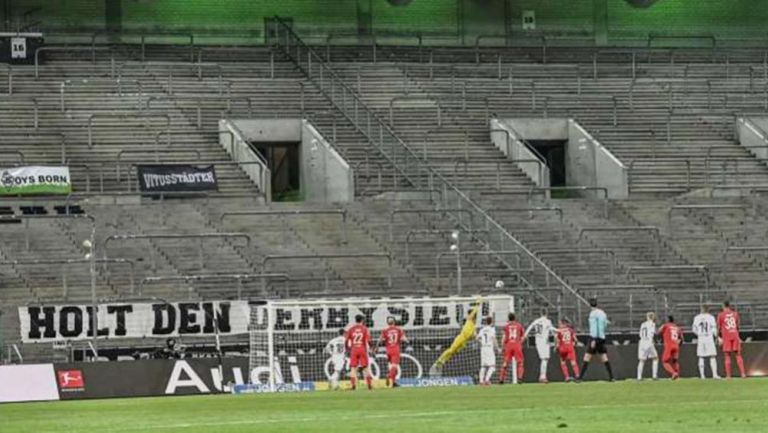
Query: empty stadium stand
4 26 768 362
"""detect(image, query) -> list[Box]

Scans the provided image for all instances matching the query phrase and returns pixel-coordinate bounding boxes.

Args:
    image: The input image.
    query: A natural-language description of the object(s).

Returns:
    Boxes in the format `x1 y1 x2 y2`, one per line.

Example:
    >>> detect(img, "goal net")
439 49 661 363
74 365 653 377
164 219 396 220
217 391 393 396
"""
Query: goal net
243 295 514 393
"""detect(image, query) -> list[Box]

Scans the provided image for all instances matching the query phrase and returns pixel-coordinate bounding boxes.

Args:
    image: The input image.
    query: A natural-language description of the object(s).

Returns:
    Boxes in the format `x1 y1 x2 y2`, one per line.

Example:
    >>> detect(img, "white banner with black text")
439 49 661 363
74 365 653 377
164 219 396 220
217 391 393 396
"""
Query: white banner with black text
19 301 250 343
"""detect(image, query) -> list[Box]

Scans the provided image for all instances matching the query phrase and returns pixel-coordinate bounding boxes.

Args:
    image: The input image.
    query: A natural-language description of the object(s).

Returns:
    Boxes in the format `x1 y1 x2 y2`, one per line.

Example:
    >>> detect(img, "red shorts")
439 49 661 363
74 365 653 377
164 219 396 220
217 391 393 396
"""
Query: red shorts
349 349 369 368
386 349 401 365
503 345 523 364
662 346 679 363
558 348 576 362
722 337 741 353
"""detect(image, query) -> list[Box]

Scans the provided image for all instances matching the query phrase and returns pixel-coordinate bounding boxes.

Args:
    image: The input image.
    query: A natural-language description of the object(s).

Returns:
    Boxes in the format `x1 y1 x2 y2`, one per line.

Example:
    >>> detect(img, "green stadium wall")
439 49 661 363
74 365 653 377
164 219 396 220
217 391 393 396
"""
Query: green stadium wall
2 0 768 46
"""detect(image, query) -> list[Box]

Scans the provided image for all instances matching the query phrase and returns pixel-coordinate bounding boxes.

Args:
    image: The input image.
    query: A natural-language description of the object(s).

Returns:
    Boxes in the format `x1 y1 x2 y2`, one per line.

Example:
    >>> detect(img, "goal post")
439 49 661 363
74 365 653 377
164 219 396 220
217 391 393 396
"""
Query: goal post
243 295 514 393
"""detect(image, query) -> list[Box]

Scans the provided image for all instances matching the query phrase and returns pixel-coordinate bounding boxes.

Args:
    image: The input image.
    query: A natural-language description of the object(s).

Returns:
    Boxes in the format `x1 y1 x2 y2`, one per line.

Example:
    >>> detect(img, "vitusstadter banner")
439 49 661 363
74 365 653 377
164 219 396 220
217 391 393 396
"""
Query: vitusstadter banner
137 165 218 193
19 301 250 343
0 166 71 195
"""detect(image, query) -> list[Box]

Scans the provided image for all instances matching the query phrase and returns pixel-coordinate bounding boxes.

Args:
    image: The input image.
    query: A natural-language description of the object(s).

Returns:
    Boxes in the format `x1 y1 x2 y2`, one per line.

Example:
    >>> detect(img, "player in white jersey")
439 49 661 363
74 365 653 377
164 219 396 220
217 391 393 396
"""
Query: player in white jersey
692 305 720 379
524 309 555 383
637 312 659 380
324 329 347 390
476 316 500 386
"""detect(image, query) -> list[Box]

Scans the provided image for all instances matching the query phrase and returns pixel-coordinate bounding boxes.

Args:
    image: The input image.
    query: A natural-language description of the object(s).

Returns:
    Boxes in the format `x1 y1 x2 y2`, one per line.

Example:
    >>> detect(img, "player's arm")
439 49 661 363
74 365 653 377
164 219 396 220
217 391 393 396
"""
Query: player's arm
523 320 537 340
716 314 724 344
401 329 409 344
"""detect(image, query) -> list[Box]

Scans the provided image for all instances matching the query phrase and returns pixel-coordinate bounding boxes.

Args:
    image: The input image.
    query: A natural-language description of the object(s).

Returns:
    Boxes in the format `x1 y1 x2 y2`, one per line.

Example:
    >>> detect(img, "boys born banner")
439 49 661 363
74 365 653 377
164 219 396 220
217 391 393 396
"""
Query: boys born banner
19 301 250 343
137 165 218 193
0 166 71 195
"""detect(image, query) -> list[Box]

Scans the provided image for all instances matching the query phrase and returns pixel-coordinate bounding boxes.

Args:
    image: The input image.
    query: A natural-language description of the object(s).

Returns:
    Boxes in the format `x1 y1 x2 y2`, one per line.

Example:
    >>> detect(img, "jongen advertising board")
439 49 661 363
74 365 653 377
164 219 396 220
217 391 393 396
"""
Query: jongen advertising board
0 166 71 195
137 164 218 193
18 301 250 343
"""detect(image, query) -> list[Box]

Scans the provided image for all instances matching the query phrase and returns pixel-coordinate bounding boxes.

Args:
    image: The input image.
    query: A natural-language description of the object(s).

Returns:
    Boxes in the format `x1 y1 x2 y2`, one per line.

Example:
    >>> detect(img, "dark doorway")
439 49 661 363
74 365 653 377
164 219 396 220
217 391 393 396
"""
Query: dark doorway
528 140 566 187
250 142 301 201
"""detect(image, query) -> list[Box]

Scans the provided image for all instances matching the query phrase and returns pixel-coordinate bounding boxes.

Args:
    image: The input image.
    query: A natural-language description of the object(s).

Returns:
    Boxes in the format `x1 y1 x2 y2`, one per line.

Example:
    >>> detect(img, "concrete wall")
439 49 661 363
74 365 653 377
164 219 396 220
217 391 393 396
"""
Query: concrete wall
490 118 550 188
739 118 768 161
507 118 568 141
301 120 354 203
231 119 302 143
219 119 271 201
493 117 627 198
567 119 628 199
223 118 352 203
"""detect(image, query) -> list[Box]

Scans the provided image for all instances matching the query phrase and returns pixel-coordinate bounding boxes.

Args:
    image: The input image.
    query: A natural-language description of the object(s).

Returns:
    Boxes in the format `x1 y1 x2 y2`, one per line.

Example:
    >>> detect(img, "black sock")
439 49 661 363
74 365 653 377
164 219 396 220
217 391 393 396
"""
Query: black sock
605 362 614 380
579 362 589 379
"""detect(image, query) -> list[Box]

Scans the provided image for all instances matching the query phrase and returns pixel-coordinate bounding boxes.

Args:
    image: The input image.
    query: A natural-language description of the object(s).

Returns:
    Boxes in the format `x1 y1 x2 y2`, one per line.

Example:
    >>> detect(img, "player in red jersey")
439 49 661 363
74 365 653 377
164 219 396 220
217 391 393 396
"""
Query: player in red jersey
717 301 746 378
345 314 373 390
658 316 683 380
379 316 409 387
555 318 580 381
499 313 525 384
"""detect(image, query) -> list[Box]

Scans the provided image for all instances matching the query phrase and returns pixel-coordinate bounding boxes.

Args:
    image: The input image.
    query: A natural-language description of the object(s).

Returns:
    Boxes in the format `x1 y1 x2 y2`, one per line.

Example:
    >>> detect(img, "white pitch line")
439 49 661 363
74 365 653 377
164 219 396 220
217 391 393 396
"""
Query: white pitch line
37 397 768 433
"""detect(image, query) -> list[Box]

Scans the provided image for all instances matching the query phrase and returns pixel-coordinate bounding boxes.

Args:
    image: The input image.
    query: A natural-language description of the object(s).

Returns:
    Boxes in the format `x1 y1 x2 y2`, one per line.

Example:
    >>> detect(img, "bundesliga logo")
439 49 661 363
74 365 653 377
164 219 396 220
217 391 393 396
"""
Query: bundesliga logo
57 370 85 391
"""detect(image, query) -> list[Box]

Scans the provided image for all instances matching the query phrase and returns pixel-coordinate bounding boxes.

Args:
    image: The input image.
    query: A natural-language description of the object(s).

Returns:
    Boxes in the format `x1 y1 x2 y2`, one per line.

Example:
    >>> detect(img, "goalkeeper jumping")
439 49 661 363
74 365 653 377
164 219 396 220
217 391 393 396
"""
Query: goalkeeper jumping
429 301 482 377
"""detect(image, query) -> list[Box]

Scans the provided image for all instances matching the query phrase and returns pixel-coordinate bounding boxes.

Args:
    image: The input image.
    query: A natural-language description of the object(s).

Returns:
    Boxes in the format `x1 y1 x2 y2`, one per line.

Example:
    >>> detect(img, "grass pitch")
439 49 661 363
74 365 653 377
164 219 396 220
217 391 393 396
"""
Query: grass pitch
2 379 767 433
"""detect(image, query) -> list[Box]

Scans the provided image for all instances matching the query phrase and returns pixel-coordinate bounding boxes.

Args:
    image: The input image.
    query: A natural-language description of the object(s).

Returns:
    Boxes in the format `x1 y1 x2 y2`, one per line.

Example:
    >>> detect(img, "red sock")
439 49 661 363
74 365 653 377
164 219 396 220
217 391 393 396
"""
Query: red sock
350 376 357 389
674 361 681 375
571 361 580 378
724 355 732 378
736 355 746 377
663 362 676 376
388 367 397 384
499 366 508 383
517 362 525 381
365 375 372 390
560 362 570 380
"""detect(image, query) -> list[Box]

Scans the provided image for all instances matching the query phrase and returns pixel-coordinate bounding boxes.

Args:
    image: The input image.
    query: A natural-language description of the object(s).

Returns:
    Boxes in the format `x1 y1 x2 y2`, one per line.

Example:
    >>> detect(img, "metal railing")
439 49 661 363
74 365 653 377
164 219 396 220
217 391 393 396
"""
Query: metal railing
434 249 525 284
389 95 443 127
0 131 67 164
0 150 25 165
270 18 588 324
87 113 171 148
628 158 691 193
139 273 290 299
35 46 113 78
721 246 768 281
261 253 393 290
103 233 252 271
2 63 12 95
578 226 661 261
0 258 135 299
403 229 489 263
220 209 348 243
388 208 474 244
534 249 617 283
626 265 710 294
667 204 749 235
89 31 195 62
117 61 226 95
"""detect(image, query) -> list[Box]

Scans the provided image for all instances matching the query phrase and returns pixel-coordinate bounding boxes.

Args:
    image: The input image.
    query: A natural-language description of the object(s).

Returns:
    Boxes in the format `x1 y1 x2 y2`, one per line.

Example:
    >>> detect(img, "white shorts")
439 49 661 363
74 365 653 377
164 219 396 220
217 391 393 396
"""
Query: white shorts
480 347 496 367
697 337 717 358
331 355 346 372
536 343 550 360
638 342 658 360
